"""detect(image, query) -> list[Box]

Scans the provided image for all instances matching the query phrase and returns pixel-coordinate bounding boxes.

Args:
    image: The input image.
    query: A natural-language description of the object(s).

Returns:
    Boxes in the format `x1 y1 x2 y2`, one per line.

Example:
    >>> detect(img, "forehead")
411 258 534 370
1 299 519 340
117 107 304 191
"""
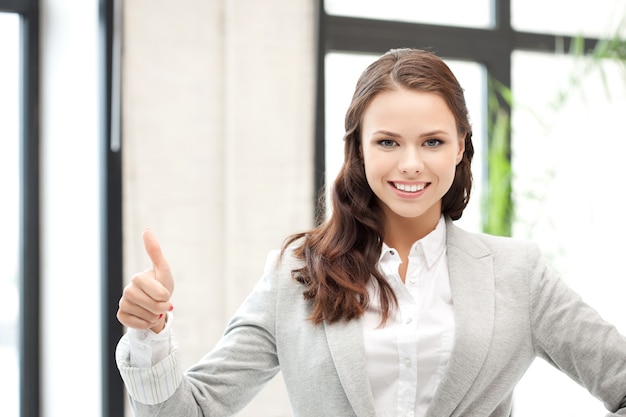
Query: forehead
362 88 456 131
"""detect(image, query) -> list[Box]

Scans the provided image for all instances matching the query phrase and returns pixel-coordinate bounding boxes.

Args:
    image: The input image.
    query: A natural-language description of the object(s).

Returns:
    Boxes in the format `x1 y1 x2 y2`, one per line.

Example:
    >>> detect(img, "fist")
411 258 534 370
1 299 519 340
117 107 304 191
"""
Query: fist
117 229 175 333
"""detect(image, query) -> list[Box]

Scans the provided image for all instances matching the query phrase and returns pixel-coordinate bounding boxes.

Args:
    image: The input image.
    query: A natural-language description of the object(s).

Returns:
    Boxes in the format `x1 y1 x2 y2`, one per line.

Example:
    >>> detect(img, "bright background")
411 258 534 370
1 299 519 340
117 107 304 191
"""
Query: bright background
2 1 626 416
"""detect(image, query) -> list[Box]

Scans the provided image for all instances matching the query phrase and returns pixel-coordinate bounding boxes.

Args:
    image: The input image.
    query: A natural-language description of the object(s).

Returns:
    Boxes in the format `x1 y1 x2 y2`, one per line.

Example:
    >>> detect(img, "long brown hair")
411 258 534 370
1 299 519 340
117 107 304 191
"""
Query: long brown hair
283 48 475 325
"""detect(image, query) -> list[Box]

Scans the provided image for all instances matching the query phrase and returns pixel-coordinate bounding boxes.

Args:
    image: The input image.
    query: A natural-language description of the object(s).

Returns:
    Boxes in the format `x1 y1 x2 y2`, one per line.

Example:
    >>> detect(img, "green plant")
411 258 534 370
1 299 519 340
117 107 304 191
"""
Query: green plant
482 78 513 237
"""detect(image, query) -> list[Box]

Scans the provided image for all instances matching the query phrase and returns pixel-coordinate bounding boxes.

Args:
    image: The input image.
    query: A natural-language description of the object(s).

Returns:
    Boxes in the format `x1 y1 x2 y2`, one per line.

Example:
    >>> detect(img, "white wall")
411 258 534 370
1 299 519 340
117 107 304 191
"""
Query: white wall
40 0 102 416
122 1 316 415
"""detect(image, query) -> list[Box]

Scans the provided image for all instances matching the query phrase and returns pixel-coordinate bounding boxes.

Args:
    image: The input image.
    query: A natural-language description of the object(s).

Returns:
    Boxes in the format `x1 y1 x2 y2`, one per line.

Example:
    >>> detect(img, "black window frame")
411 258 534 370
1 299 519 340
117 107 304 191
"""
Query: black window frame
101 0 125 415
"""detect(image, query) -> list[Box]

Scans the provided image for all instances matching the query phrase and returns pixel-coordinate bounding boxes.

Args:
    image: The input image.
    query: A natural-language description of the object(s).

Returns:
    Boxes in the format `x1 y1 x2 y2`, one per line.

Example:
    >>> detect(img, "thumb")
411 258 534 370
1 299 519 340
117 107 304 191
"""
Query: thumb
142 229 174 294
143 229 170 272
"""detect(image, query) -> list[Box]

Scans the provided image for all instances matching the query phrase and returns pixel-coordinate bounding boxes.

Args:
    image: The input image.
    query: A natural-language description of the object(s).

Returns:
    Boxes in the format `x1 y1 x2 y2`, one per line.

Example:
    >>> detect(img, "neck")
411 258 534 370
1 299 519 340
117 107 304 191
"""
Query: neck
383 212 440 250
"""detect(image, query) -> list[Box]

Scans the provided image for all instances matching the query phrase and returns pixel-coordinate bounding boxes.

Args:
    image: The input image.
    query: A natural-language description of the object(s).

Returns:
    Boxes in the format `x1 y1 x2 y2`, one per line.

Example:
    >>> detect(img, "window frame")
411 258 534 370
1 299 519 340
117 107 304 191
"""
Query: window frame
314 0 600 229
100 0 125 415
100 0 126 416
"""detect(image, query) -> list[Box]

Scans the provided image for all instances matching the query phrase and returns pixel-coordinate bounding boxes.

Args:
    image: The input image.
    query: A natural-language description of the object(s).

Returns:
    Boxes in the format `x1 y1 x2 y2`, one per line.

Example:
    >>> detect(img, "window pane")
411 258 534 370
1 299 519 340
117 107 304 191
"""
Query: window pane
325 0 493 29
512 0 626 38
0 12 21 417
324 52 375 215
511 50 626 416
324 52 485 232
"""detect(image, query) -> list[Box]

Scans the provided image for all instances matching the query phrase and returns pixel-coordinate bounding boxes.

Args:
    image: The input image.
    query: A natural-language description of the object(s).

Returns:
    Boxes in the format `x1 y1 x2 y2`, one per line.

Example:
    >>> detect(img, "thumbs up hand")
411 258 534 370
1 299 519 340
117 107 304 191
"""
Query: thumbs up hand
117 229 175 333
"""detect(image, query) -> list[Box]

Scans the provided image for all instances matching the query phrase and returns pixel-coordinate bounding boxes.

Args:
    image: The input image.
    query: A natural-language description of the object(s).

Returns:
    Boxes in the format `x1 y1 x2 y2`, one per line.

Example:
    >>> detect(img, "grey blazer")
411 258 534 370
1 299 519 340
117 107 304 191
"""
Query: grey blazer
120 218 626 416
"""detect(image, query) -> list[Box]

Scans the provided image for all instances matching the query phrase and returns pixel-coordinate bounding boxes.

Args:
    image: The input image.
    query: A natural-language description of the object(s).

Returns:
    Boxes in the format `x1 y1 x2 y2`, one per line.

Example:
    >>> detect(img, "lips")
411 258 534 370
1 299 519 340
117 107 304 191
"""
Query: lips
392 182 427 193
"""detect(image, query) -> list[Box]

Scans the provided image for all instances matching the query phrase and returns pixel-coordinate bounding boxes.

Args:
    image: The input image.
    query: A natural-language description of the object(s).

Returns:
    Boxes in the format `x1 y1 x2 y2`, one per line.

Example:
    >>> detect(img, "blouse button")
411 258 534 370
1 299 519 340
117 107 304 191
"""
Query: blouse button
405 317 413 324
404 358 412 367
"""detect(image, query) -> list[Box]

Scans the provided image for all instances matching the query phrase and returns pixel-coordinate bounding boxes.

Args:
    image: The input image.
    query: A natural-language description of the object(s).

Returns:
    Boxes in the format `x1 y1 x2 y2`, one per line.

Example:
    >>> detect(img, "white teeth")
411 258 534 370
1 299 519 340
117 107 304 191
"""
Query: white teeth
394 182 425 192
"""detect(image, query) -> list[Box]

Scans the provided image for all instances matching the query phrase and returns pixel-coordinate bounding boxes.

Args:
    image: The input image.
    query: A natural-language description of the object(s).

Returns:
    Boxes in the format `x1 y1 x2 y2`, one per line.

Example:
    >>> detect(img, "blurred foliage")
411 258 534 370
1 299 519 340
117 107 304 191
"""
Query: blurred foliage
482 21 626 236
483 78 513 237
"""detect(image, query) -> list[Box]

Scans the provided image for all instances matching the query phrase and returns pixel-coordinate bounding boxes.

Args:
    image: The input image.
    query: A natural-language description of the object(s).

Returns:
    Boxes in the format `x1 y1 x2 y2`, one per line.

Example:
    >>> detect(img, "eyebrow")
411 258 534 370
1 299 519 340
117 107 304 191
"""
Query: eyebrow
371 130 401 138
370 129 450 138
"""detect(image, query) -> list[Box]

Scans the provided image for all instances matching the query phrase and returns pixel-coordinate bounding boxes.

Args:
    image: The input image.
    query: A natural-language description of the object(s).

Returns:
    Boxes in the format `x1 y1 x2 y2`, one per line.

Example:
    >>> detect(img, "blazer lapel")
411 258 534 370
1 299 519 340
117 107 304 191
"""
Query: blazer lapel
324 318 377 417
427 220 495 417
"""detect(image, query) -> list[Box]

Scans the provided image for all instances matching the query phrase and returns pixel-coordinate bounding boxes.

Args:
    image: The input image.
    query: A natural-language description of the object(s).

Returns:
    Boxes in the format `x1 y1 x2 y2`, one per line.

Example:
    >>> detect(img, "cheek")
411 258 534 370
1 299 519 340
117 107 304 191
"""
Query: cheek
363 160 378 187
362 154 390 193
433 155 460 181
363 152 390 179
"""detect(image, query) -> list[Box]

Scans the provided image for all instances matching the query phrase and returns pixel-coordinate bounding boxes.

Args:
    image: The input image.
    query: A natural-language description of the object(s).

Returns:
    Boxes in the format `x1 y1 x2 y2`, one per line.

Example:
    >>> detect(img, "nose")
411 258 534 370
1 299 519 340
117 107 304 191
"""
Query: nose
398 147 424 174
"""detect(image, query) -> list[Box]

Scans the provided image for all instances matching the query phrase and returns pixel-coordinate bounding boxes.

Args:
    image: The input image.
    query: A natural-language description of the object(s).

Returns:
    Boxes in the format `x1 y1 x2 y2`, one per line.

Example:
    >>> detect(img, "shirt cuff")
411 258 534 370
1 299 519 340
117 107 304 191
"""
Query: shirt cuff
128 312 174 368
115 313 183 405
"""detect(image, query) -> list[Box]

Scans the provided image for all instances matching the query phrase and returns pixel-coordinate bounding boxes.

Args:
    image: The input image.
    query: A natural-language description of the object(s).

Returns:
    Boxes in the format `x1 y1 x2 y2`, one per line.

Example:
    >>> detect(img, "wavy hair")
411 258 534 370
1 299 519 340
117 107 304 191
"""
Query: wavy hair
283 48 474 325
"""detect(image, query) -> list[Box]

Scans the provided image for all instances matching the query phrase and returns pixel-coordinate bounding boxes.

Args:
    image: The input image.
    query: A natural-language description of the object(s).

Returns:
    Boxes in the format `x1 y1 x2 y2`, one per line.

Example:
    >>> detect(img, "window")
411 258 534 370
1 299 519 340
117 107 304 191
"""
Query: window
317 1 505 232
1 1 125 416
512 0 626 38
511 49 626 416
324 0 493 28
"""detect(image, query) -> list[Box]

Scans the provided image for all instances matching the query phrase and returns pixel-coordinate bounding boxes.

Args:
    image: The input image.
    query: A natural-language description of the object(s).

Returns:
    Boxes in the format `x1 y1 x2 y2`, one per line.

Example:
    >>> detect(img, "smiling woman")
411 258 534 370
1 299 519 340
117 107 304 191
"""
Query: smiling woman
0 11 21 417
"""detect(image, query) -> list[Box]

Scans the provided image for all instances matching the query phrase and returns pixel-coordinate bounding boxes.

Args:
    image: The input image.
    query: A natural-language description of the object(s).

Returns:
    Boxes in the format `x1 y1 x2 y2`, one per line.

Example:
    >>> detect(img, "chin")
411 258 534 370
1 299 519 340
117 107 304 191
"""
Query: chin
384 202 441 222
388 208 431 220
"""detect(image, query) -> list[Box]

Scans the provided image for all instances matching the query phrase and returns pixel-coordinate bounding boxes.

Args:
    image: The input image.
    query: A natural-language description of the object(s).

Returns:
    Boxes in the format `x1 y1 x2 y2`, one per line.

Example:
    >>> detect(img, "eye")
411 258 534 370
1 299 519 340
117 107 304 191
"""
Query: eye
377 139 397 148
424 138 442 148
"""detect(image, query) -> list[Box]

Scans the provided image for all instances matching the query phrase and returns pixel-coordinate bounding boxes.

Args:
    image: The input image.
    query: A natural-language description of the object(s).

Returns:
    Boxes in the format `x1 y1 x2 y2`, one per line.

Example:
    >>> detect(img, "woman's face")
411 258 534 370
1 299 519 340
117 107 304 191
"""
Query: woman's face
360 88 464 227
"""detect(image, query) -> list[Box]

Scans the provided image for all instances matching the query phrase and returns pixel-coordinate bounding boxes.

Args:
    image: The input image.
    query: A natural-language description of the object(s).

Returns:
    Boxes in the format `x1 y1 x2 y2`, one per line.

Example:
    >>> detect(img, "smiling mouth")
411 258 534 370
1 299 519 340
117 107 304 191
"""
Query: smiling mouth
392 182 427 193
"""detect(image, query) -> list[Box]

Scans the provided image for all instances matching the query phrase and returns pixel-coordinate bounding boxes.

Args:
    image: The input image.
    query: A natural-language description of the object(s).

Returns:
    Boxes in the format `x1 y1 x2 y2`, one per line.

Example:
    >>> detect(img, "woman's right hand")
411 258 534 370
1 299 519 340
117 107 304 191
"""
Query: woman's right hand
117 229 175 333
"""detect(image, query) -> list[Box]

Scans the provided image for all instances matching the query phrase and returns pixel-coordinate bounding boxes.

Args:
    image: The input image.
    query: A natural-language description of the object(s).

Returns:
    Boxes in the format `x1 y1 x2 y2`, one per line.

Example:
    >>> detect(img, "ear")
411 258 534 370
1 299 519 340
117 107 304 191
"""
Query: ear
456 135 466 165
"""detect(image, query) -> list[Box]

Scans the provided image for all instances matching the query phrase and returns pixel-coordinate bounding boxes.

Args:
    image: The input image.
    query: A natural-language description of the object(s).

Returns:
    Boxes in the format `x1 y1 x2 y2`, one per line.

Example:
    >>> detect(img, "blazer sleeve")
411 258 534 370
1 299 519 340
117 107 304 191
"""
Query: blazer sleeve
116 249 283 417
527 243 626 415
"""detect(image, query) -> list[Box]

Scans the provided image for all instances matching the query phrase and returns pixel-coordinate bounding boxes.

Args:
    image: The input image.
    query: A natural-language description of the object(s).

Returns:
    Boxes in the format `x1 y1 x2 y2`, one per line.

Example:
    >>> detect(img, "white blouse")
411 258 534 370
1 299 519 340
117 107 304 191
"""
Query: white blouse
363 216 455 417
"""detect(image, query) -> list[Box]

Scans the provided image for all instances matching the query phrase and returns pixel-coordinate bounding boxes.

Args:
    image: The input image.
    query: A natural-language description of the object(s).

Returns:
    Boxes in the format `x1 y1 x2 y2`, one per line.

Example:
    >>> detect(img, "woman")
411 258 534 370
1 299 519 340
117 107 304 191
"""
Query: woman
116 48 626 416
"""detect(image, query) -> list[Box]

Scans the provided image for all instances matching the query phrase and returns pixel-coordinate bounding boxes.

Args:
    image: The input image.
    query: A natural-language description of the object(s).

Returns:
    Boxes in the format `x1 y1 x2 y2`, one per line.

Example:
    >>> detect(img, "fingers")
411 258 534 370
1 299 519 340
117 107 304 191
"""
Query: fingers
142 229 170 273
117 270 173 330
116 304 163 330
127 270 172 306
117 299 170 331
132 269 171 302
